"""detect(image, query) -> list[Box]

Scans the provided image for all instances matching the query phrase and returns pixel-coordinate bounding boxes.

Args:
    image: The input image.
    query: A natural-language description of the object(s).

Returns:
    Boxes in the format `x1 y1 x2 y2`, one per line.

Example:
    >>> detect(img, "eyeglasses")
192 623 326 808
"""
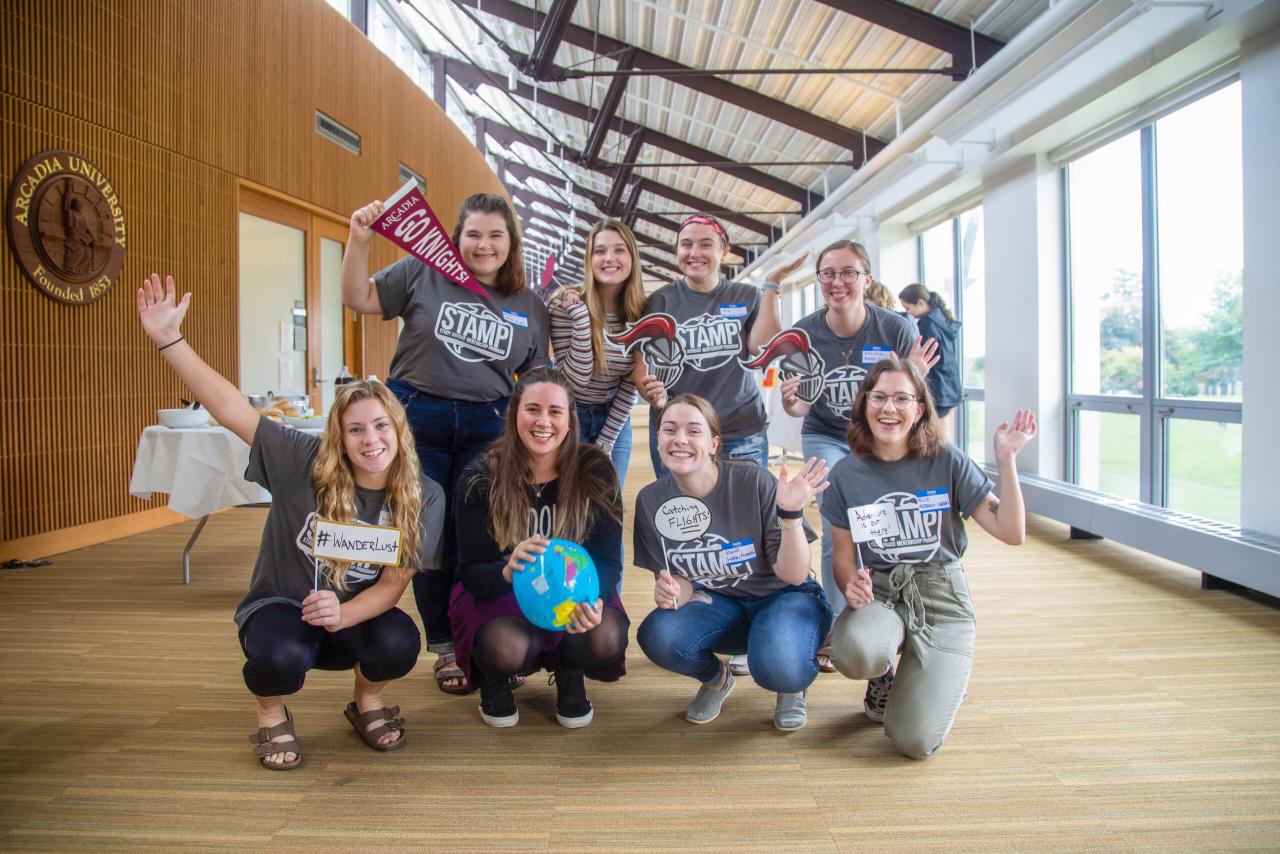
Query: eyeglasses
866 391 918 408
816 268 867 284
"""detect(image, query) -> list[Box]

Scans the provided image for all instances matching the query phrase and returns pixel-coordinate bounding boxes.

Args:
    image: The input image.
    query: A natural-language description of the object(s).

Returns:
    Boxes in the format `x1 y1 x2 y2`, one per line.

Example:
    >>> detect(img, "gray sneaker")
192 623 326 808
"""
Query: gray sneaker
685 666 735 724
864 666 895 724
773 691 808 732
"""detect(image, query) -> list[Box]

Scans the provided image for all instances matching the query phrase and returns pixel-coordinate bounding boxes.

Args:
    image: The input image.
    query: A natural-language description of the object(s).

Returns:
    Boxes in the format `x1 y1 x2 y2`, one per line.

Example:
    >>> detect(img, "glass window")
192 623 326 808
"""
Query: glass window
1166 419 1241 525
959 207 985 388
1068 133 1144 396
1155 83 1243 402
920 221 955 307
965 400 985 464
1076 411 1141 501
323 0 349 16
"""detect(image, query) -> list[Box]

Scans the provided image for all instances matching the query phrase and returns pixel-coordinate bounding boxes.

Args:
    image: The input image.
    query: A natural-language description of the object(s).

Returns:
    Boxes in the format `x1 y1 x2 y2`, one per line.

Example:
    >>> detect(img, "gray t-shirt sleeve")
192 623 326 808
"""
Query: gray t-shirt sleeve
821 460 853 529
374 256 416 320
414 475 447 569
517 297 551 373
245 416 318 494
950 444 994 518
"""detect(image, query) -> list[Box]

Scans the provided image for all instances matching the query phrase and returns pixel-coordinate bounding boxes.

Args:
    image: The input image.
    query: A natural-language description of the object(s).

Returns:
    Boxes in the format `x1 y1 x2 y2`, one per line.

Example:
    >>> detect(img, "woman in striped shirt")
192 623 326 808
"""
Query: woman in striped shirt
548 219 648 484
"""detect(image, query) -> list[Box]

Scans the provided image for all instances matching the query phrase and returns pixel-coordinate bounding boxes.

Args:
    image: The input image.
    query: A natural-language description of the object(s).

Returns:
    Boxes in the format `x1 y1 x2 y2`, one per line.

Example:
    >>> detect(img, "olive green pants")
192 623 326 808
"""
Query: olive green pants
830 562 975 759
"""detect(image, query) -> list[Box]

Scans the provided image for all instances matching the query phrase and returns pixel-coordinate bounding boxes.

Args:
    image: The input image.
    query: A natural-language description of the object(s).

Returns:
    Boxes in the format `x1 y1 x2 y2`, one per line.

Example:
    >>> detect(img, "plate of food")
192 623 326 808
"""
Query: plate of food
283 414 326 430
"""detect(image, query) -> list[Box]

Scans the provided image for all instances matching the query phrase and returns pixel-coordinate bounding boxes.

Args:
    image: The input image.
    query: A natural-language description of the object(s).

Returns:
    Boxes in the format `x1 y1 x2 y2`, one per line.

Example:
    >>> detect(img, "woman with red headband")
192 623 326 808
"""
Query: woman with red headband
636 214 798 475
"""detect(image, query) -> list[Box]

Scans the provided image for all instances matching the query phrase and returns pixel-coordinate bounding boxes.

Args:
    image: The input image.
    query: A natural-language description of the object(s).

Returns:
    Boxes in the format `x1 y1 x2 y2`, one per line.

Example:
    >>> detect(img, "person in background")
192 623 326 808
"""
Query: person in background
137 273 444 770
900 283 962 443
342 193 548 695
823 357 1035 757
548 219 648 483
634 395 831 732
781 241 937 673
450 368 627 728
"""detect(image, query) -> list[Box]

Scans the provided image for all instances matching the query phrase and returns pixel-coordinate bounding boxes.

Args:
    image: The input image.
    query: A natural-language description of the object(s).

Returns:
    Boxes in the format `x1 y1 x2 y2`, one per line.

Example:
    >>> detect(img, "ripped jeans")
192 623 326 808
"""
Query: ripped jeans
829 562 975 759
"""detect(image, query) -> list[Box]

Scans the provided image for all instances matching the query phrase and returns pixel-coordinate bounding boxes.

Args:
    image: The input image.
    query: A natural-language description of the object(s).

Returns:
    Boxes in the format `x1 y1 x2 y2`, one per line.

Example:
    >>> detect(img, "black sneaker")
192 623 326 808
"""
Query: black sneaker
550 669 593 729
864 665 895 724
478 672 519 728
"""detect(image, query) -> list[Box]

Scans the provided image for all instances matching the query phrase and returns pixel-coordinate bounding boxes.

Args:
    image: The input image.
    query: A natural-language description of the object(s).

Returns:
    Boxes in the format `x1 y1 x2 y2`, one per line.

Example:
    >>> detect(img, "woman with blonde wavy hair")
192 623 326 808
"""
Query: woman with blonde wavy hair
136 274 446 770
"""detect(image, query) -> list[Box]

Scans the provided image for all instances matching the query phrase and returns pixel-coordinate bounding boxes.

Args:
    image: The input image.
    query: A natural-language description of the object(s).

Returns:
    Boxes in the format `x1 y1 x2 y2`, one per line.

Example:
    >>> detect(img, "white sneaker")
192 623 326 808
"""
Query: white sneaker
773 691 808 732
728 654 750 676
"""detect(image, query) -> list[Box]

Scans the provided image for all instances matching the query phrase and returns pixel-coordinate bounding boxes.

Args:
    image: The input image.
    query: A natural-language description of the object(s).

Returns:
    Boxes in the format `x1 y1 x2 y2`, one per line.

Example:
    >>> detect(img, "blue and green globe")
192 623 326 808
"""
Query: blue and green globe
512 538 600 631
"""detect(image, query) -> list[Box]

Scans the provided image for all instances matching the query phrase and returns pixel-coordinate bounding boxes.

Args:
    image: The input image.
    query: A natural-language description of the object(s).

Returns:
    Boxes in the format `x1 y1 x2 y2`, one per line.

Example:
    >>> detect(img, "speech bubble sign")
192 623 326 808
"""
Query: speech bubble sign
654 497 712 542
846 502 901 545
311 518 403 566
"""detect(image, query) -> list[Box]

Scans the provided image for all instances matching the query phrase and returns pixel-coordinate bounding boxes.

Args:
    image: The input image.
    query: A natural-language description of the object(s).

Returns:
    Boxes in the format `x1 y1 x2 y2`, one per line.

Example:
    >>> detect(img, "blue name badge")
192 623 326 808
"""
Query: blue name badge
916 489 951 513
862 345 893 365
502 308 529 328
720 539 757 566
720 303 748 320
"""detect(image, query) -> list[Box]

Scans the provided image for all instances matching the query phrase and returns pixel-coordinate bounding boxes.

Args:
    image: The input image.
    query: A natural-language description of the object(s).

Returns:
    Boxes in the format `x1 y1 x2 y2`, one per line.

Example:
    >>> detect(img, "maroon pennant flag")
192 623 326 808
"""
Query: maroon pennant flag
370 180 489 300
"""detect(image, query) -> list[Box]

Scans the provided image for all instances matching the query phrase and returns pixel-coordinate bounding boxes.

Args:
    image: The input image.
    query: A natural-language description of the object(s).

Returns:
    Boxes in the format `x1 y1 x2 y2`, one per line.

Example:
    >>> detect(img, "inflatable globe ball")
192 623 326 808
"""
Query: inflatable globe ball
512 539 600 632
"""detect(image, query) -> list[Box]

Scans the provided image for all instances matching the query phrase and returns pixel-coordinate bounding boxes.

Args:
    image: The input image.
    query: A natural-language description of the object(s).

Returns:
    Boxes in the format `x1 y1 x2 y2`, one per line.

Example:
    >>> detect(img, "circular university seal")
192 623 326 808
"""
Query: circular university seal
7 150 127 305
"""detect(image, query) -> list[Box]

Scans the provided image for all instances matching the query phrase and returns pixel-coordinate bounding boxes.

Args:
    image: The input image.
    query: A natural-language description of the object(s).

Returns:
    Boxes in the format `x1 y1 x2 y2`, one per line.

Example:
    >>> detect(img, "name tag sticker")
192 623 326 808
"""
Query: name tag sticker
720 303 748 320
311 518 403 566
862 346 893 365
846 502 901 544
916 489 951 513
502 308 529 328
720 539 757 566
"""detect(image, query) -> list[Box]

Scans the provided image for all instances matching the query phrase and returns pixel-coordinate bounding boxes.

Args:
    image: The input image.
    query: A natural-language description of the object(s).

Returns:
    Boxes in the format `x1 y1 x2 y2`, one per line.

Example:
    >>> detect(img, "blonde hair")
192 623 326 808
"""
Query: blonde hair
865 281 896 310
312 381 422 592
581 220 648 375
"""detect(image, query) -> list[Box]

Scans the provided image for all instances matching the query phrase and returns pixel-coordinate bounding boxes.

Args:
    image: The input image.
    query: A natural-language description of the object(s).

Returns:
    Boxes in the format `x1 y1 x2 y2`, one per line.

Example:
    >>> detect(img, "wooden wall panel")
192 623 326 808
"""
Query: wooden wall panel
1 0 507 548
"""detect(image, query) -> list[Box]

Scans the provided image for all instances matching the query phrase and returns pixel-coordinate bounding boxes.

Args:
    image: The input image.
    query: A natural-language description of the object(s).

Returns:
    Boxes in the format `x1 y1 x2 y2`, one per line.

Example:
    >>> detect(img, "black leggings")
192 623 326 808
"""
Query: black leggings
471 608 629 680
239 602 421 697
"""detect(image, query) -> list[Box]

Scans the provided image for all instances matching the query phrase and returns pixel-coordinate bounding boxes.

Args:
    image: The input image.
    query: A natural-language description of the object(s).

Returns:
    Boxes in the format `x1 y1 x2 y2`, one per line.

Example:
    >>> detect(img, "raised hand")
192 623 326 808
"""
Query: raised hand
348 200 385 245
843 568 874 610
502 535 549 583
908 336 940 376
993 409 1038 461
766 252 809 285
775 456 830 513
136 273 190 347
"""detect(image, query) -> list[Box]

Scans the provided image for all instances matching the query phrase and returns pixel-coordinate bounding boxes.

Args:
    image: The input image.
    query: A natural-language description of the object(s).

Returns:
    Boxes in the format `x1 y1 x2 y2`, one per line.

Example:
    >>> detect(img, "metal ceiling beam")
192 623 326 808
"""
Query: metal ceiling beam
450 0 882 157
579 48 635 167
604 130 645 214
814 0 1005 70
434 53 818 207
479 118 774 239
519 0 578 80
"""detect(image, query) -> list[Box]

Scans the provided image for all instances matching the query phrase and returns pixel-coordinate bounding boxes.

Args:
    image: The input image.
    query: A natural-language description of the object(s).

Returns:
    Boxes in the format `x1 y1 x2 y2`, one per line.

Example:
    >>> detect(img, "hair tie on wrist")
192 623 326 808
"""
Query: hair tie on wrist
158 336 184 352
776 506 804 520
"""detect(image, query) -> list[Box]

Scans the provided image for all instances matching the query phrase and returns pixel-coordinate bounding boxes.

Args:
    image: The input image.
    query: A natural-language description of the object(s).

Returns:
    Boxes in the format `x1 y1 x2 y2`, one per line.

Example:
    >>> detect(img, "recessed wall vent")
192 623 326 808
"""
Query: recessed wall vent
398 163 426 191
315 111 361 155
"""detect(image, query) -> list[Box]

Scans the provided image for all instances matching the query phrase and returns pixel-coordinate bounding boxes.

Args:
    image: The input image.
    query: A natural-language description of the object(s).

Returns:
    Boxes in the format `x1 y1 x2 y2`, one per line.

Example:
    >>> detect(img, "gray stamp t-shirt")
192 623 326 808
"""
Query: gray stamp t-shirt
234 416 446 627
634 460 816 599
374 257 549 401
820 444 993 572
645 276 765 441
793 305 916 440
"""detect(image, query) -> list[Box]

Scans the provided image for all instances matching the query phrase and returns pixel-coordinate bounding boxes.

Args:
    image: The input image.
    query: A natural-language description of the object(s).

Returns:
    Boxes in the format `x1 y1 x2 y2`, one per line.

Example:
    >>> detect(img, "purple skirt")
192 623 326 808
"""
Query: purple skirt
448 581 627 689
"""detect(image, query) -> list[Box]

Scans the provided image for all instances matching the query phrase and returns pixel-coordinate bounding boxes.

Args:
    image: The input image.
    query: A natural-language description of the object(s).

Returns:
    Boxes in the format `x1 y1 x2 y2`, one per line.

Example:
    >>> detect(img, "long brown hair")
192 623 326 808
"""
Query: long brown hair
846 358 945 459
580 220 648 375
468 367 620 550
899 283 954 321
312 380 423 591
451 193 526 296
815 239 873 278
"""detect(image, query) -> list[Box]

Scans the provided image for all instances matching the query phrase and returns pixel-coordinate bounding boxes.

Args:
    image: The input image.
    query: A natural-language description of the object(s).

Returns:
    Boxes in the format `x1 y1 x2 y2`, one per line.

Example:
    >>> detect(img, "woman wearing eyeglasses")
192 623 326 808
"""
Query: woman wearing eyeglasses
822 358 1036 757
782 241 936 675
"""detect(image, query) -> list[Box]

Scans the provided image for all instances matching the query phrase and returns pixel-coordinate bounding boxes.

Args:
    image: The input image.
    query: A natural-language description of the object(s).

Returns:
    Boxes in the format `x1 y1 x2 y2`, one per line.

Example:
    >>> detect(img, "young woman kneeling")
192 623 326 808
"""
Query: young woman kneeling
823 358 1036 758
137 274 444 770
450 368 627 728
634 395 832 731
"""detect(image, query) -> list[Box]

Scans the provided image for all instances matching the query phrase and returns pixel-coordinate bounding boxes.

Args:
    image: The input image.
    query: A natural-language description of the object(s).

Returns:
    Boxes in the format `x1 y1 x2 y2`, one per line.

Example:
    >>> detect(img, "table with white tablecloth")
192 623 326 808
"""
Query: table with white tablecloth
129 424 319 582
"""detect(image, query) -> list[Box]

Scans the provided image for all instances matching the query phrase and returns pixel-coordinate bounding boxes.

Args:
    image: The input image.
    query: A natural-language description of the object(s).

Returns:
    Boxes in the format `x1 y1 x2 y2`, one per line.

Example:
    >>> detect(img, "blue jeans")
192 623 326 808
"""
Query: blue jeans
648 423 769 477
636 580 832 694
576 401 632 486
387 378 507 652
802 430 853 624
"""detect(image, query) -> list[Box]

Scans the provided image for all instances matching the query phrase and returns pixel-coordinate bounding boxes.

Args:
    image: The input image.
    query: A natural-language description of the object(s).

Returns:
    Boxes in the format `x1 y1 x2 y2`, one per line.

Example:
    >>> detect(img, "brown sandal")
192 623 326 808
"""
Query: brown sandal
343 702 406 751
433 652 470 695
816 643 837 674
249 706 302 770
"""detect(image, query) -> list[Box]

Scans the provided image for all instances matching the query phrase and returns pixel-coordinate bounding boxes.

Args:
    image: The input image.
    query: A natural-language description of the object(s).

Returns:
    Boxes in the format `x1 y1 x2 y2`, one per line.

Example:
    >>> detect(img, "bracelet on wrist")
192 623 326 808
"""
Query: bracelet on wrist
776 505 804 520
779 518 803 530
157 336 184 352
761 281 781 293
